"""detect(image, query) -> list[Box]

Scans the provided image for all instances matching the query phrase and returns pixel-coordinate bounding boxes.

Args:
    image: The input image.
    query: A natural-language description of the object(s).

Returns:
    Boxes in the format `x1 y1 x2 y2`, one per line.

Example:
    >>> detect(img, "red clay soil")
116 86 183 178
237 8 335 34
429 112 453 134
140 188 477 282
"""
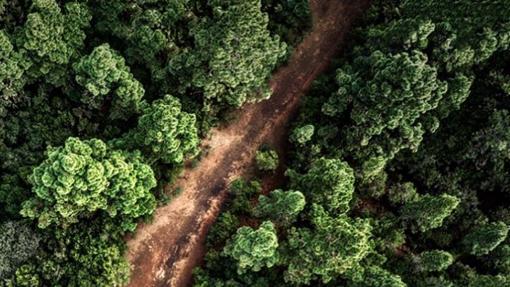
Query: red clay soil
125 1 370 286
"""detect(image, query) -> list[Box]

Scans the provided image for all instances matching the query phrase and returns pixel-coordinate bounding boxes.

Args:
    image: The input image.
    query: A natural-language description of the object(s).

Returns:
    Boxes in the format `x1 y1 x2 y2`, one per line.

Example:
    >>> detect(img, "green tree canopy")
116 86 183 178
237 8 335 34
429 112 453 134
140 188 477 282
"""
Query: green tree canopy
415 250 454 272
462 222 509 256
178 0 287 107
20 137 156 231
73 44 145 119
0 221 40 279
255 149 279 172
129 95 200 165
254 189 305 225
283 205 372 285
288 158 355 214
400 194 459 233
223 221 279 274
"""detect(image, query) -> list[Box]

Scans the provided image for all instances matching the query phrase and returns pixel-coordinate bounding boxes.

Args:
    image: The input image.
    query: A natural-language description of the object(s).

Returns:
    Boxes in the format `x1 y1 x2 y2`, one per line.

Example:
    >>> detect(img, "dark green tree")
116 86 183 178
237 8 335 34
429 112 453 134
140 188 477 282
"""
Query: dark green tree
400 194 459 233
73 44 145 119
283 205 372 285
462 222 509 256
254 189 305 225
0 221 40 279
287 158 355 214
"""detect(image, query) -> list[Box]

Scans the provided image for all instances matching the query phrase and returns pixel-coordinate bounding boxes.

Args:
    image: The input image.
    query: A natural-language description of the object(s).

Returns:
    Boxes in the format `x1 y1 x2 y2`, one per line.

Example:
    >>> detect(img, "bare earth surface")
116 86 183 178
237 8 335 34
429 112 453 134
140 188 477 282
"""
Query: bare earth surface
125 1 370 286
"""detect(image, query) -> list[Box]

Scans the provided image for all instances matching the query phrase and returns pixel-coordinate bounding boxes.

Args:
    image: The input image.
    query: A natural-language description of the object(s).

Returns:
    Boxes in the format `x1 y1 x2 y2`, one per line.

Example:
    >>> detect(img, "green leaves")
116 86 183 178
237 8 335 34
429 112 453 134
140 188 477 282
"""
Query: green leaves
288 158 355 214
401 194 459 233
415 250 454 272
290 124 315 145
254 189 305 225
223 221 279 274
463 222 509 256
255 149 279 171
284 205 372 285
19 0 91 84
21 137 156 230
182 0 287 107
0 221 40 279
132 95 200 165
74 44 145 119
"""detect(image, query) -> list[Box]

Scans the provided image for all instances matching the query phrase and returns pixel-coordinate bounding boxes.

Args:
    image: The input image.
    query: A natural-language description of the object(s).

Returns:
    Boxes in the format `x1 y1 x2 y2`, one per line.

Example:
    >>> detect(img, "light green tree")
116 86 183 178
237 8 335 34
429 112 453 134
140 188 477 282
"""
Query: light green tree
20 137 156 231
255 149 279 171
223 221 279 274
131 95 200 165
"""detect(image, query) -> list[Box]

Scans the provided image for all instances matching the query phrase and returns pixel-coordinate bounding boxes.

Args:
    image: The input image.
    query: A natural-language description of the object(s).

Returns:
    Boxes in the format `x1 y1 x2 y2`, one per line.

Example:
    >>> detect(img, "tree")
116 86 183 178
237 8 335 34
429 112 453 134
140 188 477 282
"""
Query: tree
73 44 145 119
324 50 447 161
468 275 508 287
223 221 279 274
290 124 315 145
128 95 200 165
348 266 406 287
462 222 509 256
0 30 27 104
19 0 91 86
388 182 419 206
283 205 372 285
0 221 40 279
254 189 305 225
400 194 459 233
176 0 287 107
20 137 156 231
255 149 279 172
288 158 355 214
415 250 453 272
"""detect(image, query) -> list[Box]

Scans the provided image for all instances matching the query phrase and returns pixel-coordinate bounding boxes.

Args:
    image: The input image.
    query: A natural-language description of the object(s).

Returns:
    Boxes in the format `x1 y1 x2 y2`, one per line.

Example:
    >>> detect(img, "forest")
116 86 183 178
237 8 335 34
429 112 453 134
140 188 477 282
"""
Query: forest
1 0 510 286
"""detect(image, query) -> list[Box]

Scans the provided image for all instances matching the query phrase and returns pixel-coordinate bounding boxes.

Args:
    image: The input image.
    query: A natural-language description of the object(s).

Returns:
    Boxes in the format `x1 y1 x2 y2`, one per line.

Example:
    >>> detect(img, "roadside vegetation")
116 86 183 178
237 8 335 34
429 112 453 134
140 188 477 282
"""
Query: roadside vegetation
194 1 510 286
1 0 510 287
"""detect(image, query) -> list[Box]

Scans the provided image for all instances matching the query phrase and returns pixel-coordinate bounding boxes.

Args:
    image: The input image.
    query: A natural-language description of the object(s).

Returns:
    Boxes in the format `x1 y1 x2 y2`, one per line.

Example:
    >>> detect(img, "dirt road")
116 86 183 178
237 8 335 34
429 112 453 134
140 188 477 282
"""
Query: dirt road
125 1 370 286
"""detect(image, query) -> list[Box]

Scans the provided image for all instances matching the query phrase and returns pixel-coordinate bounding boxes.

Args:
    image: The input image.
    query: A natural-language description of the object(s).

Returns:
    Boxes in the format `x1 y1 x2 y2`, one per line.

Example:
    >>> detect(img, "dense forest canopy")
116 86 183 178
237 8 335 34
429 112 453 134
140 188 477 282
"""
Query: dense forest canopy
194 0 510 286
2 0 510 286
0 0 307 285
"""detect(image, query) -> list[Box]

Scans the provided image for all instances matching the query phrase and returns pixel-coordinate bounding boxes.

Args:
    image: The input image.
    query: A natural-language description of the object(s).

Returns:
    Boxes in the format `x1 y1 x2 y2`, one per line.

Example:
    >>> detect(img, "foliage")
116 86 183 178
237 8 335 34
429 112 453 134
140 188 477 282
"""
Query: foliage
347 266 406 287
288 158 355 214
129 95 200 164
290 124 315 145
254 189 305 225
415 250 453 272
400 194 459 233
179 0 287 108
462 222 509 256
20 137 156 230
73 44 144 119
19 0 91 86
255 149 279 172
223 221 279 274
0 221 40 279
283 205 372 285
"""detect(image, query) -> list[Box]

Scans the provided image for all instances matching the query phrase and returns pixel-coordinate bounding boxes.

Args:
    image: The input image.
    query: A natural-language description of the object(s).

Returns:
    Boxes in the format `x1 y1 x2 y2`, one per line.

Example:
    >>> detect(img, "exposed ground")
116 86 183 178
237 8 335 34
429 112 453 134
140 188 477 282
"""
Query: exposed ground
125 1 370 286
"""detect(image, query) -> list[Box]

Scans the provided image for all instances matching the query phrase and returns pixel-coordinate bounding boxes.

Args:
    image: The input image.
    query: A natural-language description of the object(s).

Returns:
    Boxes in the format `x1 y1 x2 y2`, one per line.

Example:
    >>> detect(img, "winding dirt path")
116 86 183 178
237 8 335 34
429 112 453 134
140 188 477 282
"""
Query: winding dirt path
125 1 370 286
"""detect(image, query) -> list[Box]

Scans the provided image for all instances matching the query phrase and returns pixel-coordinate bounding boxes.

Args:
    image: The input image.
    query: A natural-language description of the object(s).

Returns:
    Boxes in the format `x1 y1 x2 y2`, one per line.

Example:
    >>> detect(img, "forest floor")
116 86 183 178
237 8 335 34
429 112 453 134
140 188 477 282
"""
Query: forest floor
125 1 370 286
